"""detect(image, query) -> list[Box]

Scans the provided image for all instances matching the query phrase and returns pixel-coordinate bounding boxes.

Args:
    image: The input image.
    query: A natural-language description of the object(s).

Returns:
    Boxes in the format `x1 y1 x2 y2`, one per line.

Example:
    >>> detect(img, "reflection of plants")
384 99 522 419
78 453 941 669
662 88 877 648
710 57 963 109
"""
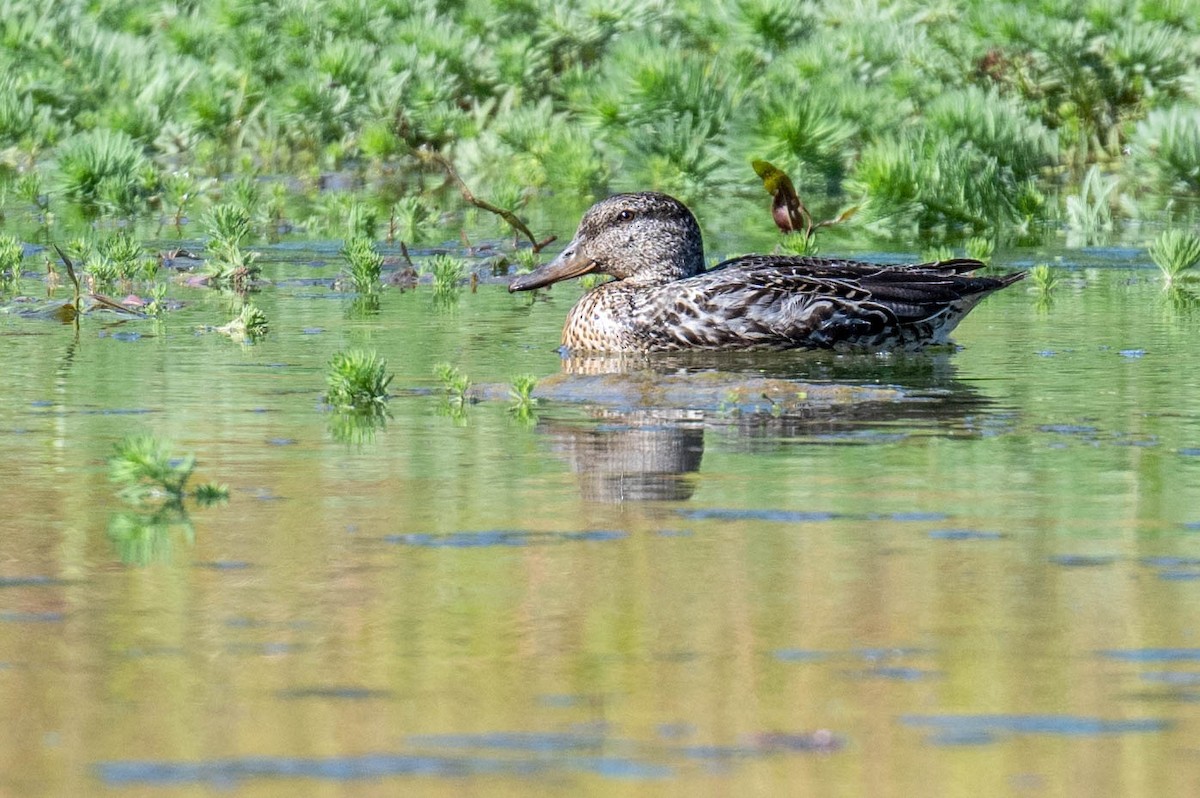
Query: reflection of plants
1149 230 1200 285
325 349 392 411
341 236 383 294
108 504 194 566
109 435 229 505
328 410 387 446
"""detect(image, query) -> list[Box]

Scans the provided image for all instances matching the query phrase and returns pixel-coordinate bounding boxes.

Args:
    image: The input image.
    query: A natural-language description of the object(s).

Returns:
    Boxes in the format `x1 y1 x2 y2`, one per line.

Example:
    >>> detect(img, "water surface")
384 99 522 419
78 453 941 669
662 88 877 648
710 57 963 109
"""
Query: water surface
2 244 1200 796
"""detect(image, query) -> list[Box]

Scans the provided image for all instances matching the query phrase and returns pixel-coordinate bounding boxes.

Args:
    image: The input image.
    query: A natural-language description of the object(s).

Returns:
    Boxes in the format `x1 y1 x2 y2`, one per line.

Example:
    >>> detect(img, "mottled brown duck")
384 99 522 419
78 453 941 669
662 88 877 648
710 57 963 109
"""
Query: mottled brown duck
509 192 1025 353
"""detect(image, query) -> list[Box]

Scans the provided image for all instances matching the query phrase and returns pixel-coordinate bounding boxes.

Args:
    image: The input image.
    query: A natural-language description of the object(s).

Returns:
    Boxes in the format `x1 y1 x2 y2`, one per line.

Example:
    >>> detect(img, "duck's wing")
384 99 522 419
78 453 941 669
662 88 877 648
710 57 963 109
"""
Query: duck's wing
642 256 1023 350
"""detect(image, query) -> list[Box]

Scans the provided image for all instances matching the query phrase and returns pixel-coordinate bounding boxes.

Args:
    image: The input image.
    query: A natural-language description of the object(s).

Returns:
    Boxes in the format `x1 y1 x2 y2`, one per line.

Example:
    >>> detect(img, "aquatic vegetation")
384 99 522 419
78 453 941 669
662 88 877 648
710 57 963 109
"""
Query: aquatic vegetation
389 196 434 244
965 237 996 264
325 349 392 412
341 236 383 294
1130 107 1200 193
508 374 538 420
217 301 269 342
203 204 261 289
1065 166 1120 246
426 254 466 295
1029 264 1062 294
434 363 471 408
921 245 956 263
109 435 228 505
56 129 154 214
1149 230 1200 285
0 234 22 289
144 283 169 317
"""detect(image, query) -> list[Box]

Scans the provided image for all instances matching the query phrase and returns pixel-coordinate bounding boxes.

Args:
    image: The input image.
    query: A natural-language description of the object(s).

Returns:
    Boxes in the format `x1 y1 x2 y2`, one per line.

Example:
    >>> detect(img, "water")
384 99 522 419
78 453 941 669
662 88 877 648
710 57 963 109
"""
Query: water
3 245 1200 796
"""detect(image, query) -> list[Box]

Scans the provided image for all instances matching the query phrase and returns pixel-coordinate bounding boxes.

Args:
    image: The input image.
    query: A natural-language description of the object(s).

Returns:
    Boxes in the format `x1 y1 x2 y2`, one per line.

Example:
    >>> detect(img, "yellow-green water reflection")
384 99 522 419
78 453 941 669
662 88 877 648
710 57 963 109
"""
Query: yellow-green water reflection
2 263 1200 796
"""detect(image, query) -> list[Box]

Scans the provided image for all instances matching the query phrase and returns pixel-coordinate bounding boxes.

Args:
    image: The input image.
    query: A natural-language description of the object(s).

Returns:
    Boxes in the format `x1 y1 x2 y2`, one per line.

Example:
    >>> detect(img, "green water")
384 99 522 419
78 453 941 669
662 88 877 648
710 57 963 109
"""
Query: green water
3 243 1200 796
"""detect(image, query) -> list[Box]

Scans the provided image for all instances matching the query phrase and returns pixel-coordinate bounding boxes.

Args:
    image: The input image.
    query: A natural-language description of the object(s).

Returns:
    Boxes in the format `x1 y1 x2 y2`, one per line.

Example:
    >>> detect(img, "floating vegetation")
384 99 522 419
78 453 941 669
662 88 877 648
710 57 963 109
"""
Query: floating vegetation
216 301 269 342
109 435 228 506
1149 230 1200 285
325 349 392 412
341 237 383 295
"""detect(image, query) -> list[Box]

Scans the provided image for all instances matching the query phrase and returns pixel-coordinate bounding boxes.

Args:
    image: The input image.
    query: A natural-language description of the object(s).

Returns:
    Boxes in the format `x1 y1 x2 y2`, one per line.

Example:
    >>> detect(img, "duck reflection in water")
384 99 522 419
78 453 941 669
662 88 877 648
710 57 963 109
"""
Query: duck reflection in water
533 351 995 503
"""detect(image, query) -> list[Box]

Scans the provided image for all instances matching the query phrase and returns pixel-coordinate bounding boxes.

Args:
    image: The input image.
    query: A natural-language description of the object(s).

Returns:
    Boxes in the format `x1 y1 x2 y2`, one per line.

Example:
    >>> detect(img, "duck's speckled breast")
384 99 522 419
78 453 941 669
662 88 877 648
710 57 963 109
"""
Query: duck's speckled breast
562 283 643 352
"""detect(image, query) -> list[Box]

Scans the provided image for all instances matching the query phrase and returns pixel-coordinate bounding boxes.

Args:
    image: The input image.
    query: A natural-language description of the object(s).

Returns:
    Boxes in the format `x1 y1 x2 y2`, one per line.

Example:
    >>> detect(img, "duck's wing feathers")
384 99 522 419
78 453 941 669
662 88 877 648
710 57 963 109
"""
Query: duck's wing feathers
642 256 1023 350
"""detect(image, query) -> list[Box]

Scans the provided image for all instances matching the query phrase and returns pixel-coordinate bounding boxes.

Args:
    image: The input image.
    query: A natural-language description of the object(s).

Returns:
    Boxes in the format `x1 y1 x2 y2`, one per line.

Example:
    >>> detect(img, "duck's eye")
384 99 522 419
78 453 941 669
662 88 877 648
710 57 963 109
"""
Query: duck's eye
617 210 635 222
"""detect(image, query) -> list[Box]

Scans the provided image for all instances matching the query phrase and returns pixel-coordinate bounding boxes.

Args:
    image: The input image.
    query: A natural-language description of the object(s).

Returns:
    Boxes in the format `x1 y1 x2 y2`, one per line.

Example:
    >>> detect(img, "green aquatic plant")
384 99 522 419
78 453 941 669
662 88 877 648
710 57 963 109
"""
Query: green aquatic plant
922 245 955 263
203 203 261 289
341 236 383 294
0 234 23 290
56 129 157 215
1129 106 1200 193
217 301 269 342
1065 166 1119 246
508 374 538 421
965 237 996 264
325 349 393 412
1029 264 1062 294
1149 230 1200 285
205 203 252 251
94 231 157 282
388 196 434 244
109 435 228 505
426 253 466 295
435 362 471 407
144 282 170 317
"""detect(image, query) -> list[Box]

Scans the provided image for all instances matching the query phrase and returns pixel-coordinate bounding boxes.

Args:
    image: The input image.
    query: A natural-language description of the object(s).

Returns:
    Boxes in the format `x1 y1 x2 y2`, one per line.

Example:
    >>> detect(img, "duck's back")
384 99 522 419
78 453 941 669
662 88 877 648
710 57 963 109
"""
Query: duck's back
564 256 1024 352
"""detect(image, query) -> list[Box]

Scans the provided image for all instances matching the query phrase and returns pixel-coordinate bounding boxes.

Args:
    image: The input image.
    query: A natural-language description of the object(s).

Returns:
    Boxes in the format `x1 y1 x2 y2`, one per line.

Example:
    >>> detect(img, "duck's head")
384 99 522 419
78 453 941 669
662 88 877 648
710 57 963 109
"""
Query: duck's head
509 192 706 292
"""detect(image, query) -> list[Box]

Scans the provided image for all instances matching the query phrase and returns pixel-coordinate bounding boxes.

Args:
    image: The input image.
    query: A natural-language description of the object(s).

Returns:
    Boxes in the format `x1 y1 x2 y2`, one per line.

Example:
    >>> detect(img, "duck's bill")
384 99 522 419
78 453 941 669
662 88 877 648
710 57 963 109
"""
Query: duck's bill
508 247 597 292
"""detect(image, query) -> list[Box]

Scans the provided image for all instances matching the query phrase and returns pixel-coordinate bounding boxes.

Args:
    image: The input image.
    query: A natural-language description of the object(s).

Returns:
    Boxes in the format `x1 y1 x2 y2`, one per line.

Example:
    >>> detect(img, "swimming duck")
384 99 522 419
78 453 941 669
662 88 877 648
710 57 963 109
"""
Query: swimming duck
509 192 1025 353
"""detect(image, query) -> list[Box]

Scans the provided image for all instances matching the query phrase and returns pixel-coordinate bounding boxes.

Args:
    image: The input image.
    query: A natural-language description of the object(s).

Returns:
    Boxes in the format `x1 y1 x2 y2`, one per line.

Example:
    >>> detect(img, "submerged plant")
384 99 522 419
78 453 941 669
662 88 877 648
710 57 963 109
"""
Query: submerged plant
1149 230 1200 285
109 435 228 505
325 349 392 412
341 236 383 294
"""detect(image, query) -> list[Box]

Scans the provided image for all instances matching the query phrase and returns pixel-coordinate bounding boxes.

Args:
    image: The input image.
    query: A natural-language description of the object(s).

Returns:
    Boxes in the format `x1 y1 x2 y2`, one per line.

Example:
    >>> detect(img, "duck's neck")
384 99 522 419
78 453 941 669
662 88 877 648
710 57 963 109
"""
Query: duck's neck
623 230 706 286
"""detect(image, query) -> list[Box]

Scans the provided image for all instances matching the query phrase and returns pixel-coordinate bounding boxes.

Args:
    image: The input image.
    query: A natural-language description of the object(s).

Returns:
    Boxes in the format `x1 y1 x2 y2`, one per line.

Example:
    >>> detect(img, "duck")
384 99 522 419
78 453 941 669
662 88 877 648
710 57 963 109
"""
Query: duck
509 192 1025 353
